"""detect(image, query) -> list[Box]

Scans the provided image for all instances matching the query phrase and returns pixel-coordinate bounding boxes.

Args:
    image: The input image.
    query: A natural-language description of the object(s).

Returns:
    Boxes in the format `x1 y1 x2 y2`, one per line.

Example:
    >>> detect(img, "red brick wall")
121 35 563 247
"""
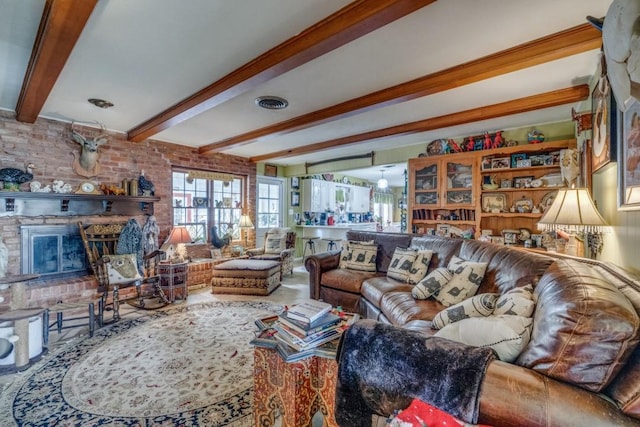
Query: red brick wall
0 111 256 308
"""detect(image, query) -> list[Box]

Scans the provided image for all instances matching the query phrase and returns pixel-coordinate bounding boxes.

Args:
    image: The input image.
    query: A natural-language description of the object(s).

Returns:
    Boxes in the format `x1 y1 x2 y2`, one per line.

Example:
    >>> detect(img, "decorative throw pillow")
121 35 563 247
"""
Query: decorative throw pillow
435 256 488 307
432 293 500 329
387 247 418 282
412 267 452 300
435 315 533 362
339 241 378 272
407 250 434 284
105 254 143 285
264 234 286 254
494 284 535 317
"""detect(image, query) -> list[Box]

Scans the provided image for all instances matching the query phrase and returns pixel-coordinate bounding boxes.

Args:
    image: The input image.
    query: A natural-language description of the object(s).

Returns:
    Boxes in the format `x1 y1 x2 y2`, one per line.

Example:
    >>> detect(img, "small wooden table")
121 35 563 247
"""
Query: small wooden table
157 261 188 302
253 346 339 427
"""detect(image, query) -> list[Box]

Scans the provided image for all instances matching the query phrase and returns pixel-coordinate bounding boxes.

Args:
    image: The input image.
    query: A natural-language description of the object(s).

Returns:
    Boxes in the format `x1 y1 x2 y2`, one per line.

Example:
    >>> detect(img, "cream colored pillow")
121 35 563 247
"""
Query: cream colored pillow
387 247 418 282
435 315 533 362
494 284 535 317
412 267 452 300
407 250 433 284
105 254 143 285
435 256 488 307
339 241 377 272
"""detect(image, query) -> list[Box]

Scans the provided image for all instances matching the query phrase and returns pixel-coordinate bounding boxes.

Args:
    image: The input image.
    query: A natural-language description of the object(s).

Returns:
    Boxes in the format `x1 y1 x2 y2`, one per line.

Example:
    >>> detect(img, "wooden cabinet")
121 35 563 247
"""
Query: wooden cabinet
351 186 371 213
477 139 576 240
302 179 335 212
408 139 576 241
409 154 477 234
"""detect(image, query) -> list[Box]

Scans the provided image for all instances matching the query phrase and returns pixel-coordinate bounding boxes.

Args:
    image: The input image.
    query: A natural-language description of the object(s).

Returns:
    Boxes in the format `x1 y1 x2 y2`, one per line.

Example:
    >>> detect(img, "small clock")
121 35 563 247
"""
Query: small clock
342 176 349 184
75 181 101 194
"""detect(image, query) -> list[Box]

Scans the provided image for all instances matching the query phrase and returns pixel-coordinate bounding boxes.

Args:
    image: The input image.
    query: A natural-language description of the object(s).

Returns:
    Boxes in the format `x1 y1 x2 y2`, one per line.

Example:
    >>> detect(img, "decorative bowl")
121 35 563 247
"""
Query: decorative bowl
482 183 499 190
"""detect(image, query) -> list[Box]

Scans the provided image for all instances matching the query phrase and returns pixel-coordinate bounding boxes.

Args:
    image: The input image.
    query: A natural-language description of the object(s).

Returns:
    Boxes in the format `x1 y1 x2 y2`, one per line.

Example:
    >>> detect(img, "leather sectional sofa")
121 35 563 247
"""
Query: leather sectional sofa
304 230 640 426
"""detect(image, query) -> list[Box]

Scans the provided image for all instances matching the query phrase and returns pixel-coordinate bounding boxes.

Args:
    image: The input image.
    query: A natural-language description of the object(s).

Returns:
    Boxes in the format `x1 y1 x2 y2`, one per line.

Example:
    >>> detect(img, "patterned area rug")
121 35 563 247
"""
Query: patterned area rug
0 301 282 426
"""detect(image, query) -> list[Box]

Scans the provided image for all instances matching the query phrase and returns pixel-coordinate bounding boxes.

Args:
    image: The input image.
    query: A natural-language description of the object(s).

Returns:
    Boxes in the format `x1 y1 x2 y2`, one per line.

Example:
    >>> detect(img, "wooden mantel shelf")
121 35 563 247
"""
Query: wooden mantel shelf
0 191 160 217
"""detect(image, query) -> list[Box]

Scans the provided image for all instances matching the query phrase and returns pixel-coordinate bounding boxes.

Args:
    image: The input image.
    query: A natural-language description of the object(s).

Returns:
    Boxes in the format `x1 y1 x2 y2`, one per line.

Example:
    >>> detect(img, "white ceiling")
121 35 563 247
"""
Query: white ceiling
0 0 612 188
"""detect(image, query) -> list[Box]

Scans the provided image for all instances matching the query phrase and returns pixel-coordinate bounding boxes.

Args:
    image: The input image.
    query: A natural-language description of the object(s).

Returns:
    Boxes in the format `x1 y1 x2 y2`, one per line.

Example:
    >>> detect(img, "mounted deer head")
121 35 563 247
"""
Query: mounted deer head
70 122 108 177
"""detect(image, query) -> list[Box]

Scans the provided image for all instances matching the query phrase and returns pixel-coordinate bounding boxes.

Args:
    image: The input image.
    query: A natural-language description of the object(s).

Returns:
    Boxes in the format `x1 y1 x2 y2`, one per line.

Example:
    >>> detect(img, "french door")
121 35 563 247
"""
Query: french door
256 177 284 248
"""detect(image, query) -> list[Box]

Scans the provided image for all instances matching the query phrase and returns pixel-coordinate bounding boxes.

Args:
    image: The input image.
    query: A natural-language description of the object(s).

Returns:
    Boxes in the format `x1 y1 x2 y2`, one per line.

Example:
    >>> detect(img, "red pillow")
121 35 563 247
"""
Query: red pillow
389 398 493 427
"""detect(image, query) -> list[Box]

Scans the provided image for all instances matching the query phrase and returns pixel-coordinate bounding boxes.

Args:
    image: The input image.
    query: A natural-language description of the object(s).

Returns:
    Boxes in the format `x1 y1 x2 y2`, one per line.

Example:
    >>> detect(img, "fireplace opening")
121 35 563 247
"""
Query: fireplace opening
20 225 89 280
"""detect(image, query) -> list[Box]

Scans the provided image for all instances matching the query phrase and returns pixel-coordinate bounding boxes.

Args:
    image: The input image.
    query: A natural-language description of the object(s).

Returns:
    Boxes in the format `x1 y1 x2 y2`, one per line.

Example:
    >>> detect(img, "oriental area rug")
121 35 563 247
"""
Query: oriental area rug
0 301 283 426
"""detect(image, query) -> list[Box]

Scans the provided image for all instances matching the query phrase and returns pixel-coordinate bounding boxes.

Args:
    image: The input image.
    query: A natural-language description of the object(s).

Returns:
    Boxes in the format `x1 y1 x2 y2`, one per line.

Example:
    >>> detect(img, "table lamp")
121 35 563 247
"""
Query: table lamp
238 214 254 247
164 226 192 262
537 187 608 257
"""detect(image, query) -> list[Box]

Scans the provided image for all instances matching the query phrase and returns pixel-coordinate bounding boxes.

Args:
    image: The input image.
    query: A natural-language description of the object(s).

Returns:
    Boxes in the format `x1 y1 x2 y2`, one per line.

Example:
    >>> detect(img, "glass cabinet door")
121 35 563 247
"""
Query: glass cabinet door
414 164 439 206
444 159 474 207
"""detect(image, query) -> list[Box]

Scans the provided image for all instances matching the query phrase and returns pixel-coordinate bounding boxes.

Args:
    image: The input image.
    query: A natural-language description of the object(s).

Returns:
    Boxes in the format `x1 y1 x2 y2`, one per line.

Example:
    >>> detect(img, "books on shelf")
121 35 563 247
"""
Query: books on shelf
250 308 360 362
286 300 332 324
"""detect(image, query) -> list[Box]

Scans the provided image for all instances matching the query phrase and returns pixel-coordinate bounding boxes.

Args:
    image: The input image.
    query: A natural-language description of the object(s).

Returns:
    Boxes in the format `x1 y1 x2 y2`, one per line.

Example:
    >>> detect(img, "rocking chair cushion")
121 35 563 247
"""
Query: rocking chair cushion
105 254 143 285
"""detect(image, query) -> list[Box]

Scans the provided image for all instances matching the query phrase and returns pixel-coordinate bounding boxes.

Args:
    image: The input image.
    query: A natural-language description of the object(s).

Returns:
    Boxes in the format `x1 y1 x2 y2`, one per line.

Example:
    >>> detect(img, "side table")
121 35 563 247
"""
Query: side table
253 346 339 427
157 261 188 303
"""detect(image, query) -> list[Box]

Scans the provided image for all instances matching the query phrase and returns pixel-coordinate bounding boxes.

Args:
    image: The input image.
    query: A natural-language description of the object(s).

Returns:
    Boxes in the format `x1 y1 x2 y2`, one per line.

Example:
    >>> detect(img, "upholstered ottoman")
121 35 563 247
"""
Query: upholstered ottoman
211 259 281 295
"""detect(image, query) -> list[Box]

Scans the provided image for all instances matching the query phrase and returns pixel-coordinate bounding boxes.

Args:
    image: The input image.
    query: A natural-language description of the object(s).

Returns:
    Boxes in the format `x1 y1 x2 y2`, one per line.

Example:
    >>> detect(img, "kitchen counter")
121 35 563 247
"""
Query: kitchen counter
298 223 376 252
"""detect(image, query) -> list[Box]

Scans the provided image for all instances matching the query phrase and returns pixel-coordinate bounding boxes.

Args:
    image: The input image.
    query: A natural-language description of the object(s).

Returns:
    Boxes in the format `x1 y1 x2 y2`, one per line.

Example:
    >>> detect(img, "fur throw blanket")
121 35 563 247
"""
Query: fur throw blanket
335 320 494 426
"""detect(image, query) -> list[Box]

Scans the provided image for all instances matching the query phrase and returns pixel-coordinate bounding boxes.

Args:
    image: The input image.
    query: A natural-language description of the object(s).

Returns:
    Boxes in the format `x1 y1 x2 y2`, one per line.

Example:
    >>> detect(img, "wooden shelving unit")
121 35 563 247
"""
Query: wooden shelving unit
408 139 577 240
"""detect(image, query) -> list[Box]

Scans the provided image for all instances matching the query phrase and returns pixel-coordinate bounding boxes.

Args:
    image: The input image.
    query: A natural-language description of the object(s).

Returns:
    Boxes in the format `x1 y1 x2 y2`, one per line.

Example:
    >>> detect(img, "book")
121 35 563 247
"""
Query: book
278 311 342 337
286 300 332 324
273 326 342 352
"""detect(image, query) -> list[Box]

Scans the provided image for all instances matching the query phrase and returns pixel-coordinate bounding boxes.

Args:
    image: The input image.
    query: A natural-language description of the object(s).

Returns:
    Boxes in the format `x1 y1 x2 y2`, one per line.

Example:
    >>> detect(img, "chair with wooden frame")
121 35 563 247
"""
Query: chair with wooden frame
78 221 169 323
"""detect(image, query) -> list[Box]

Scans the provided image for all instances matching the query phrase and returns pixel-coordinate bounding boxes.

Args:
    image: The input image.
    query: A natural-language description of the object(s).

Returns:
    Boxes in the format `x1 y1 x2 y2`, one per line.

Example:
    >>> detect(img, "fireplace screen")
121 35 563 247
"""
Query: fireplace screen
21 225 88 278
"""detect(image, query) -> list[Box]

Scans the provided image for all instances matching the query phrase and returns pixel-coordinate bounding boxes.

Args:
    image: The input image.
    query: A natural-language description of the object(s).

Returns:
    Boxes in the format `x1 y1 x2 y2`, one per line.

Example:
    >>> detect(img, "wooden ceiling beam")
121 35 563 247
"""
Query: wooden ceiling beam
16 0 98 123
127 0 436 142
201 23 601 155
249 85 589 162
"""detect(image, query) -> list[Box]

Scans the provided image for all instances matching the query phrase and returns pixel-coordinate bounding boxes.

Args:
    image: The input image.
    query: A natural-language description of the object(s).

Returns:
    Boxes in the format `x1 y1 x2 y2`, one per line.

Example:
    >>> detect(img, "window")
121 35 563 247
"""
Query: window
257 182 281 228
373 191 394 228
172 170 244 243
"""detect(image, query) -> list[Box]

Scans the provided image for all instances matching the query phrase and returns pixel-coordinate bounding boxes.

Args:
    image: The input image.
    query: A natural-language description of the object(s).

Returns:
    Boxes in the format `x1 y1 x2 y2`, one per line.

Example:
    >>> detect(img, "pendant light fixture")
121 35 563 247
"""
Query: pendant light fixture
377 170 388 189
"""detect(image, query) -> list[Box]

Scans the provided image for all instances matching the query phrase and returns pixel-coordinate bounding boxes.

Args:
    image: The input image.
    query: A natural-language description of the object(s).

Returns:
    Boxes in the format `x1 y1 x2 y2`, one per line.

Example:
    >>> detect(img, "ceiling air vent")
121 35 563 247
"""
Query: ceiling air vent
255 96 288 110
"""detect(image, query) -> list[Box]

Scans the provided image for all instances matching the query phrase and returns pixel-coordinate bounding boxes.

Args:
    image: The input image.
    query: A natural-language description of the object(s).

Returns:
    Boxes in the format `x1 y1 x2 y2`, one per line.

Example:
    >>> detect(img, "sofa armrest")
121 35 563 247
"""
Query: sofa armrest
245 248 265 257
304 251 341 300
478 360 640 426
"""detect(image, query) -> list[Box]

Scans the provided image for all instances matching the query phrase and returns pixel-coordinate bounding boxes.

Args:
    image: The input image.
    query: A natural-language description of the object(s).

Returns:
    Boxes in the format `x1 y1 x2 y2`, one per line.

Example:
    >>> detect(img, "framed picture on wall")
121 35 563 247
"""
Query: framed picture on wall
591 71 617 173
618 100 640 210
291 191 300 207
291 176 299 189
264 164 277 177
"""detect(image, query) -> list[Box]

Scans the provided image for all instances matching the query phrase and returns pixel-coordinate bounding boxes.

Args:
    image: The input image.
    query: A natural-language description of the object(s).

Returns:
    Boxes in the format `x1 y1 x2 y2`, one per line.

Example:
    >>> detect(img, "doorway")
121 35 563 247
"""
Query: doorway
256 177 284 248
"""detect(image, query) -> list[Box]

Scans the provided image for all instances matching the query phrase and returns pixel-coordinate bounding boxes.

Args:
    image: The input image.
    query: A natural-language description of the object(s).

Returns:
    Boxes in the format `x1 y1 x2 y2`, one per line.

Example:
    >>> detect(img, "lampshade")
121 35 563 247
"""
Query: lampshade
166 226 192 244
238 214 254 229
537 188 608 233
377 170 388 189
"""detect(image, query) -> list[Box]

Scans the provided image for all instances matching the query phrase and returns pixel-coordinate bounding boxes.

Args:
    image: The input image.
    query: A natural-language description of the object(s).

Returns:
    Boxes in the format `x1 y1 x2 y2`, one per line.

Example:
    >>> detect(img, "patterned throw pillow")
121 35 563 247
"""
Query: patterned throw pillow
494 284 535 317
105 254 143 285
264 234 286 254
434 256 488 307
412 267 452 300
387 248 418 282
435 315 533 362
432 293 500 329
339 241 378 272
407 250 433 284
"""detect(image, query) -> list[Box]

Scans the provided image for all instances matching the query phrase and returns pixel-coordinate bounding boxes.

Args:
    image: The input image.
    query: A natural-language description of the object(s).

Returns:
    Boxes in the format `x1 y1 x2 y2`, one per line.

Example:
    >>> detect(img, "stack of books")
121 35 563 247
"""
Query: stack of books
251 302 359 362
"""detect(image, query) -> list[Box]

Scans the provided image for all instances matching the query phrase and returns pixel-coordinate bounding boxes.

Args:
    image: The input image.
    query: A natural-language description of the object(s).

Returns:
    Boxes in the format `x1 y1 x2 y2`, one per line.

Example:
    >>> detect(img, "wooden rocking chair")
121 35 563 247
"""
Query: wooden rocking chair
78 221 169 323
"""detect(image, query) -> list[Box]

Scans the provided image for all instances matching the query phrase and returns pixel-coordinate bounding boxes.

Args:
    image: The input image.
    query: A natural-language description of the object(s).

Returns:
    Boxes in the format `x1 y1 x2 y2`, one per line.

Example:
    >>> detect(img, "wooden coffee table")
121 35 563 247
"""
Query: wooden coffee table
253 346 339 427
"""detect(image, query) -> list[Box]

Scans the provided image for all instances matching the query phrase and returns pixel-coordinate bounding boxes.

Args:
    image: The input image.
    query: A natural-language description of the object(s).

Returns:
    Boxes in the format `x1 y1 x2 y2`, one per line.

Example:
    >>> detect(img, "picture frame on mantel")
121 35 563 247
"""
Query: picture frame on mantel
591 72 617 173
264 164 277 177
618 100 640 210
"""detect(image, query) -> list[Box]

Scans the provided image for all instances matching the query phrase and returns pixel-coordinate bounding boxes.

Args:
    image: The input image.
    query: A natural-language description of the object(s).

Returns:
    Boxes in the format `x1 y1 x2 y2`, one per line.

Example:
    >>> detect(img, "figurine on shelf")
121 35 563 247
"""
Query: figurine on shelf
483 132 493 150
0 162 35 191
52 180 73 194
29 181 52 193
493 131 504 148
138 170 155 196
527 129 545 144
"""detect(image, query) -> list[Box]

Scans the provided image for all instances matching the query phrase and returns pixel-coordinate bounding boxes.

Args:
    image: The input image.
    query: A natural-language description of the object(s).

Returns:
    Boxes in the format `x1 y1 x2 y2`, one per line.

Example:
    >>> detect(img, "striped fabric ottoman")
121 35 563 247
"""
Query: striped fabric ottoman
211 259 281 295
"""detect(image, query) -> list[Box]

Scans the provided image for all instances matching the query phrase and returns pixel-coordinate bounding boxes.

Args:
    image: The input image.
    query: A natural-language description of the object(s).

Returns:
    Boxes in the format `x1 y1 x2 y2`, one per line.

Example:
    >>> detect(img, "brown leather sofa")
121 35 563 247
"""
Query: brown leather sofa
305 230 640 426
